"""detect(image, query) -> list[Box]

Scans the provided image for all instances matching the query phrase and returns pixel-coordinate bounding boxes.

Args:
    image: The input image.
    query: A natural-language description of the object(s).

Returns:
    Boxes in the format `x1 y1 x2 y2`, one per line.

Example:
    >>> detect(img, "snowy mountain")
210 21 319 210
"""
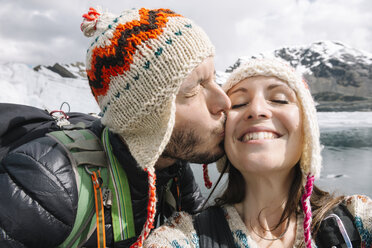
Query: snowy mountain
226 41 372 111
0 62 100 113
1 41 371 113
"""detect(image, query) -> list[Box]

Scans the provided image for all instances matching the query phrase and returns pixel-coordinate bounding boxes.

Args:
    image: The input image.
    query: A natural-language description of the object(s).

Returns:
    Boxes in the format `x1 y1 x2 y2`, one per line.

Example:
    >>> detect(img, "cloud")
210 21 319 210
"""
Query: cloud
0 0 370 70
0 0 86 65
233 0 372 66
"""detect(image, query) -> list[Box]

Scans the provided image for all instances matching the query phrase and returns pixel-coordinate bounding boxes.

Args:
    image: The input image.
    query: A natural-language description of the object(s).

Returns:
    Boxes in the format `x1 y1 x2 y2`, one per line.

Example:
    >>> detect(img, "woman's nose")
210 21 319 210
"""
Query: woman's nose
244 97 272 120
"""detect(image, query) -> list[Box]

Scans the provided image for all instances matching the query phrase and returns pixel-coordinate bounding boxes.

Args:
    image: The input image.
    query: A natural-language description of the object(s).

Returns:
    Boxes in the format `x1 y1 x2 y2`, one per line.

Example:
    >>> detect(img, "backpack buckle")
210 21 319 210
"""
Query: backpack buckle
50 110 71 127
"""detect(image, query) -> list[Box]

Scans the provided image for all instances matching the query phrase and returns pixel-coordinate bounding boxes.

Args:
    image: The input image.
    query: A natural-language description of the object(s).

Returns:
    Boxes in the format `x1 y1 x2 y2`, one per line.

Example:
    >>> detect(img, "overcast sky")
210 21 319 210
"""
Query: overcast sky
0 0 371 70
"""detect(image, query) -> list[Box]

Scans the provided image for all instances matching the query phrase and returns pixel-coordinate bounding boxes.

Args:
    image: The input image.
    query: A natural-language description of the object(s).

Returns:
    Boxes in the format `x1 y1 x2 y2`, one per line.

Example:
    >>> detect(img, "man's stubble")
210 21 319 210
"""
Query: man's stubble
161 120 226 164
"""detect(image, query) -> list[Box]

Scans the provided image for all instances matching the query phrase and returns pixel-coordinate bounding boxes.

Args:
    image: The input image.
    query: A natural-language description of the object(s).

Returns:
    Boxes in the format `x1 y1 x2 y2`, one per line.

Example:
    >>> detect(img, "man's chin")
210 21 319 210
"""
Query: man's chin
188 147 225 164
161 128 226 164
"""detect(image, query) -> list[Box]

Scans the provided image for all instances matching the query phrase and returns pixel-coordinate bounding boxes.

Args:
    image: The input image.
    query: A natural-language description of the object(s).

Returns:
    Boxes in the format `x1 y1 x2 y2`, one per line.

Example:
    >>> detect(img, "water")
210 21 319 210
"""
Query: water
191 112 372 201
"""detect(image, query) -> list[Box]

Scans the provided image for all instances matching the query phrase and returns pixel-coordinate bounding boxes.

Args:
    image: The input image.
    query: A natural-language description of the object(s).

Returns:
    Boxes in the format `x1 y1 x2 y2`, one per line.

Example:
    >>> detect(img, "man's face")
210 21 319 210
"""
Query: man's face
162 57 231 164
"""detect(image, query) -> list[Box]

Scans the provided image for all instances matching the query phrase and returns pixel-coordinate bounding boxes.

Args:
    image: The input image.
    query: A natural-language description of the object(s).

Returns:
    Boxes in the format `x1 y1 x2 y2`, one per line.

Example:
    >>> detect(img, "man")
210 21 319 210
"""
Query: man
0 7 230 248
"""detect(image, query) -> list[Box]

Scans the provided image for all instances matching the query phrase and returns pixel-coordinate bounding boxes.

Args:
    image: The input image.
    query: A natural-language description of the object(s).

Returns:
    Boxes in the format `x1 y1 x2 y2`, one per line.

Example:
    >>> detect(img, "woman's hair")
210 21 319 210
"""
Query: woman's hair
215 160 344 240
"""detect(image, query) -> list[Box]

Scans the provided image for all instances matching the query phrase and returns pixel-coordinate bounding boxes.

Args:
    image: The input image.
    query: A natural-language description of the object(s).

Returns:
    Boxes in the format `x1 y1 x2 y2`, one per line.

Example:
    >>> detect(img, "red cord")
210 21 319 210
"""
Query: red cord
203 164 212 189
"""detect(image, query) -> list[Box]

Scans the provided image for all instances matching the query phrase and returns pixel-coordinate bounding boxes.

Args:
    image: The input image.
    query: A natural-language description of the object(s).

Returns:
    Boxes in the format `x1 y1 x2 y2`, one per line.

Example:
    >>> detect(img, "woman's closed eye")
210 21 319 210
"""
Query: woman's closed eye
231 103 248 109
269 90 294 104
271 99 289 104
231 99 289 108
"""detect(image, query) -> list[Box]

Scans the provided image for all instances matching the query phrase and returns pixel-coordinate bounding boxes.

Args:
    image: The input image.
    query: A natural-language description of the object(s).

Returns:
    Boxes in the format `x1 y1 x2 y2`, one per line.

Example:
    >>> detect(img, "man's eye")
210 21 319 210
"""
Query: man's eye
271 100 289 104
185 86 200 98
231 103 247 109
185 92 198 98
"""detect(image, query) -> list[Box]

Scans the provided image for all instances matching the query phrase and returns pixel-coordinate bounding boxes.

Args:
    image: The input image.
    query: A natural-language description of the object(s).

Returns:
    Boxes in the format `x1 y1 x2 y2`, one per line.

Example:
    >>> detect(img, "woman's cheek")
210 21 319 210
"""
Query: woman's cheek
226 110 240 130
224 110 239 147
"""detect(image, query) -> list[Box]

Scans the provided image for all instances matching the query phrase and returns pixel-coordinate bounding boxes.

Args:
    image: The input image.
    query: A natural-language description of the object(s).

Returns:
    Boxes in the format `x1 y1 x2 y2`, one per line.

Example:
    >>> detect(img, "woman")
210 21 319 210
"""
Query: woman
144 58 372 248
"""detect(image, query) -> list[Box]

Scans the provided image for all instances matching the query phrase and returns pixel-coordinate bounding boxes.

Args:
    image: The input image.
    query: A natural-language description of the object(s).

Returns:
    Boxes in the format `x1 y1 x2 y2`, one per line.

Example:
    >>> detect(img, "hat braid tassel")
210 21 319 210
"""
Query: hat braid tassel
203 164 212 189
301 174 315 248
130 168 157 248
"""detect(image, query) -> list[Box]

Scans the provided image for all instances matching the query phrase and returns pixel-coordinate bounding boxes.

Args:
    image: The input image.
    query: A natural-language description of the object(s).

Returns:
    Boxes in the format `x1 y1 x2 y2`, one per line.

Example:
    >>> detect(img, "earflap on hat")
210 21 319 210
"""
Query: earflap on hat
107 90 177 248
121 95 177 171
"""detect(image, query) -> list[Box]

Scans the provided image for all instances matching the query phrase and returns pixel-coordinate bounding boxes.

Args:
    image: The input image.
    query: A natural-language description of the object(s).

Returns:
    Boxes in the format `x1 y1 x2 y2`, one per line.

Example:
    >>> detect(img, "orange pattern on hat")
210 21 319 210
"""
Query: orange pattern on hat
87 8 181 100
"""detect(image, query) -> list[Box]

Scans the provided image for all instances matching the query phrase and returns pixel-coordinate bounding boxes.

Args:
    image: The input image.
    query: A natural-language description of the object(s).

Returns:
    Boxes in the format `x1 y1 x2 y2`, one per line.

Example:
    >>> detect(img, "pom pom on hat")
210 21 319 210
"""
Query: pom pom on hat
81 7 101 37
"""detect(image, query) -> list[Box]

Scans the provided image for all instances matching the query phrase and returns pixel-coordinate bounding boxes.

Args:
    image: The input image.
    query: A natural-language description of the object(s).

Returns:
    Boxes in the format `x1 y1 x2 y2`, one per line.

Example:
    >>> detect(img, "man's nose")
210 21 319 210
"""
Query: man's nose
208 85 231 115
244 97 272 120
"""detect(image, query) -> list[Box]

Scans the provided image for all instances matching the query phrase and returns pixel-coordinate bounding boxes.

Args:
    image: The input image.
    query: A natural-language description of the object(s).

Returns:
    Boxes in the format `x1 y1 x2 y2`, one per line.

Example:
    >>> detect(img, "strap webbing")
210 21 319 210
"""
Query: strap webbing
49 129 108 248
73 151 107 167
65 138 102 150
102 128 136 241
91 170 106 248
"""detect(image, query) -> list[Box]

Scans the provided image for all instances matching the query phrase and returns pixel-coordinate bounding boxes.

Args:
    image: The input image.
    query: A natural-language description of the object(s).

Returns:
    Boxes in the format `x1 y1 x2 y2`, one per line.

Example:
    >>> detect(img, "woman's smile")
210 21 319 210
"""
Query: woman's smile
238 126 282 143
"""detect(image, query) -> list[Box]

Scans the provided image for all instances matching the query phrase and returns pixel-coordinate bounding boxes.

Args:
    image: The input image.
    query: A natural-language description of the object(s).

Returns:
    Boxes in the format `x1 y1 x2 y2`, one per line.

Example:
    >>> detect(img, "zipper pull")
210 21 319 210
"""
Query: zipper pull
102 187 112 207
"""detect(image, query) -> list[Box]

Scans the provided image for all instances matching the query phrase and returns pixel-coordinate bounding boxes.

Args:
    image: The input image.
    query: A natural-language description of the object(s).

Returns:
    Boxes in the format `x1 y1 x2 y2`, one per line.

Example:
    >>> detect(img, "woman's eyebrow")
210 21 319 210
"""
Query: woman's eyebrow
228 87 248 96
268 83 296 95
267 83 290 91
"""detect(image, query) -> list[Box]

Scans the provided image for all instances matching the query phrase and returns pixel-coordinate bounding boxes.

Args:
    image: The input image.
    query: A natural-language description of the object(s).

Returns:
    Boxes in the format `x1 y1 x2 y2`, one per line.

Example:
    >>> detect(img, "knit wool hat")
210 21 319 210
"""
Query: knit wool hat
218 58 321 248
81 7 214 247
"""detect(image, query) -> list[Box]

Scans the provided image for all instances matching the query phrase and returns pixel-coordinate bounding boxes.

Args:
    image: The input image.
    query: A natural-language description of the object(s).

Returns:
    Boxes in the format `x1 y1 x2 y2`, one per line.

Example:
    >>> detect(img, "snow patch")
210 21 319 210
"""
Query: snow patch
1 62 100 114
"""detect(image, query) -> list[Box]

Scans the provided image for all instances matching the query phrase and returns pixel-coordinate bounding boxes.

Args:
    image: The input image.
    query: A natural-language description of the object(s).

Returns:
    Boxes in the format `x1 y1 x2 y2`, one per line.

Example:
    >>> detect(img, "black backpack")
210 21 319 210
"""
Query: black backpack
193 204 361 248
193 206 236 248
0 103 98 161
0 103 115 247
315 203 361 248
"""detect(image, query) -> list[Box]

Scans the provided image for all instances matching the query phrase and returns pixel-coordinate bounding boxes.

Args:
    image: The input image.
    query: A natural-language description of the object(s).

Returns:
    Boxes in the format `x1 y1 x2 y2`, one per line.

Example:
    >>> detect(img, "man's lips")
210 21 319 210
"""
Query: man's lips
216 129 225 137
215 116 227 137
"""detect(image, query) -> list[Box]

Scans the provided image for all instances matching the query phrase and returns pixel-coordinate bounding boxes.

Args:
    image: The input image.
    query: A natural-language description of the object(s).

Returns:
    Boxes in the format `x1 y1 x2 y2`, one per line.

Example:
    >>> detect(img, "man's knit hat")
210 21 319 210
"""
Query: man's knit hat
219 58 321 248
81 7 214 247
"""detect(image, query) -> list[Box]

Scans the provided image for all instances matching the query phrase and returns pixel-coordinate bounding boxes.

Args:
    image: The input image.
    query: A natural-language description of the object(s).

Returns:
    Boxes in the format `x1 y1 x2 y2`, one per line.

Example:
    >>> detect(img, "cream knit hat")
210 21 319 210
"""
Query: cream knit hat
217 58 321 178
81 7 214 247
218 58 321 248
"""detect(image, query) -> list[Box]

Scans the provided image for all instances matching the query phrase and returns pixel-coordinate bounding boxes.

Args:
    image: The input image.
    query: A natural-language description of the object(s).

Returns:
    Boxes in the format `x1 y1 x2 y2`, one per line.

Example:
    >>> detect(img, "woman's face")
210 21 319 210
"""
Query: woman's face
225 76 303 176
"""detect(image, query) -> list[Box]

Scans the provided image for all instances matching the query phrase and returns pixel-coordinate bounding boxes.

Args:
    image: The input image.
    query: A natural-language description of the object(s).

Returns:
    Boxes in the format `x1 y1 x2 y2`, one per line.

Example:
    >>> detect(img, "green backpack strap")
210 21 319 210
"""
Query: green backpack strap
48 126 136 246
101 127 136 241
47 128 109 248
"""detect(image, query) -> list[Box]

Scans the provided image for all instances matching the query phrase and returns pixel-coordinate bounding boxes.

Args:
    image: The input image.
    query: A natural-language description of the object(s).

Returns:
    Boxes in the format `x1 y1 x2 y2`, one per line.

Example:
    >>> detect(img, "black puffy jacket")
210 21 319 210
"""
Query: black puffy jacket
0 120 204 248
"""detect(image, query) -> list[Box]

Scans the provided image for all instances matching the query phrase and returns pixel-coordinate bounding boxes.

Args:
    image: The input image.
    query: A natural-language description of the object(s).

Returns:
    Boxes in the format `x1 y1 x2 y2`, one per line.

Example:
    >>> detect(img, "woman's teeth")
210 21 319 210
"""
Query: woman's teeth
241 132 278 142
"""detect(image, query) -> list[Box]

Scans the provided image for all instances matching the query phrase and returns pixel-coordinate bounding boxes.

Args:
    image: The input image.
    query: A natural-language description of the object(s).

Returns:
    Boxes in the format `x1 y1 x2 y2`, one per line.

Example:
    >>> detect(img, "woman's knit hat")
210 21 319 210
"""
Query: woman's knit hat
81 7 214 247
219 58 321 248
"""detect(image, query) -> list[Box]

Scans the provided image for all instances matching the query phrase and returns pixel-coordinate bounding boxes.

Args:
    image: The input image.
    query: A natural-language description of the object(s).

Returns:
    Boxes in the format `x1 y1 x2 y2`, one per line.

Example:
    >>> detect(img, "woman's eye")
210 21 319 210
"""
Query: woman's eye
231 103 247 109
271 99 289 104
